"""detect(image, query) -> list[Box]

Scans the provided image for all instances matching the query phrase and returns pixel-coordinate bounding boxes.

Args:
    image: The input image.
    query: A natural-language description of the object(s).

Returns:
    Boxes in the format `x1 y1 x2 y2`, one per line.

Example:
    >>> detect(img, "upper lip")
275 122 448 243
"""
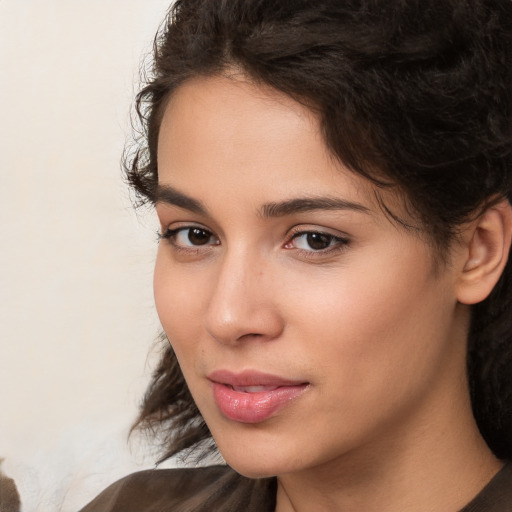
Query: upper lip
207 369 308 387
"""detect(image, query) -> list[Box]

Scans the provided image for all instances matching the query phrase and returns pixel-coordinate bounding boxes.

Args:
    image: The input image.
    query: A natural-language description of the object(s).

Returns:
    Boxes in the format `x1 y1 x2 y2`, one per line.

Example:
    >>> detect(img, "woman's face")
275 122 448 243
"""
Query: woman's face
154 75 467 478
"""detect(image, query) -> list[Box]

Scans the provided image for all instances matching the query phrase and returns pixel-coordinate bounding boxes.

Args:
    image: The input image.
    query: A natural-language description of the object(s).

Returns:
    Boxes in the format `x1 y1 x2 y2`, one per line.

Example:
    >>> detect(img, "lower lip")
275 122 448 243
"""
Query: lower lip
211 382 309 424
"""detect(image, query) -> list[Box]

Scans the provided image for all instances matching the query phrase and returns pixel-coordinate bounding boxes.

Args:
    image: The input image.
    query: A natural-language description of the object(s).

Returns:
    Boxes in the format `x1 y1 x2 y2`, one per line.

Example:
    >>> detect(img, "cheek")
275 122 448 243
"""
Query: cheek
153 255 205 360
282 250 452 397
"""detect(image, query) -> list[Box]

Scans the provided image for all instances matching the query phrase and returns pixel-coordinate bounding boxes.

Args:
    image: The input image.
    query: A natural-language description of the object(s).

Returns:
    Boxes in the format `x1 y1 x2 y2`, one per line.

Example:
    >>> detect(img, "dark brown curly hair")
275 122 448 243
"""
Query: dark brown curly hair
127 0 512 462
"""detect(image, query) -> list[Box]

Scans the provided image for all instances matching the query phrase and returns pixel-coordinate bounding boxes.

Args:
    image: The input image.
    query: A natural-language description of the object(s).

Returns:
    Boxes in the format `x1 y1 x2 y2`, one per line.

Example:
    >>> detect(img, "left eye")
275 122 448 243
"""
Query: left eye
288 231 347 251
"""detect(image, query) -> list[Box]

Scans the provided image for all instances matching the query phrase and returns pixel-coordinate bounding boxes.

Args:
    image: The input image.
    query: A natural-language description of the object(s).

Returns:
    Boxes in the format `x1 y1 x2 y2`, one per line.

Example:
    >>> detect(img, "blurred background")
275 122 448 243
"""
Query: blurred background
0 1 173 510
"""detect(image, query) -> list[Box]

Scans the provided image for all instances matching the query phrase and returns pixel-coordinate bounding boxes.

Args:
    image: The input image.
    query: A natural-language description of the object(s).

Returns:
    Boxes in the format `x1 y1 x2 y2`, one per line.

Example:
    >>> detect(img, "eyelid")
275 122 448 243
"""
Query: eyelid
287 224 350 242
159 220 215 236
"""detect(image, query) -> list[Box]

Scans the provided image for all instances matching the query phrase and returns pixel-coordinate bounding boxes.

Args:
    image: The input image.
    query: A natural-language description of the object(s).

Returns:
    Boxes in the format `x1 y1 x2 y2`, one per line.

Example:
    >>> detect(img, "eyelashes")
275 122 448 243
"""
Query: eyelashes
158 225 350 259
160 226 219 247
285 230 349 253
157 226 219 258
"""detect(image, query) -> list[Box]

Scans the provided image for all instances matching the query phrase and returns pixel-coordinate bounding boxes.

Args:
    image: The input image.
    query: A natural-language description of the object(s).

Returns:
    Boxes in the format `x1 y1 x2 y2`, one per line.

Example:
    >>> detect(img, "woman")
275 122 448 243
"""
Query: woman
80 0 512 510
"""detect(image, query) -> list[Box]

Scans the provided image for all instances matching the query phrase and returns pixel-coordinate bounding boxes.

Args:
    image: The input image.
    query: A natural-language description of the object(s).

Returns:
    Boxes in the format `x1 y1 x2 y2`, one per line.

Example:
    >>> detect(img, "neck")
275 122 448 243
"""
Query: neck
275 363 502 512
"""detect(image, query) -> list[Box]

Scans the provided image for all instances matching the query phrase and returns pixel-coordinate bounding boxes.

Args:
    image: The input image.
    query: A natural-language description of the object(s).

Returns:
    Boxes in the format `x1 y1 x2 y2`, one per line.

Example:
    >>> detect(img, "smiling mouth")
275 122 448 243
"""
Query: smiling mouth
208 370 310 423
229 385 280 393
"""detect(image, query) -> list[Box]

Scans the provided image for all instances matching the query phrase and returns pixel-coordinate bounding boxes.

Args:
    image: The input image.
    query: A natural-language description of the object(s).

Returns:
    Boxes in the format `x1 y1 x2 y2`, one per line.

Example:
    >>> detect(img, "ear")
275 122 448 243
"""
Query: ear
456 200 512 305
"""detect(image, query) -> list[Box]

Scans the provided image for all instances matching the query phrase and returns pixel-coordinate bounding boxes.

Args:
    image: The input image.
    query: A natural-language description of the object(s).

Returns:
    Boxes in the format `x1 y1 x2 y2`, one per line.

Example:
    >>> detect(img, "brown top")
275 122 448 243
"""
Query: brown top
79 465 276 512
79 462 512 512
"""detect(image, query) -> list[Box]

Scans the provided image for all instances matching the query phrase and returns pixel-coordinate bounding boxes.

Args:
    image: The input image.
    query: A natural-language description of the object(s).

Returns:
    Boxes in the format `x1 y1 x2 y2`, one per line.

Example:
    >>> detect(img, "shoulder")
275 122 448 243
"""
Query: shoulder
78 465 276 512
78 465 233 512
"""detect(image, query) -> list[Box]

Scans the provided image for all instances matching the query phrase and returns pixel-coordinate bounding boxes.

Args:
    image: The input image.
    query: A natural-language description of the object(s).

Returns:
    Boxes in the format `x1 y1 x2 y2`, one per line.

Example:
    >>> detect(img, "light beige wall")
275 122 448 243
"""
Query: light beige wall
0 1 172 509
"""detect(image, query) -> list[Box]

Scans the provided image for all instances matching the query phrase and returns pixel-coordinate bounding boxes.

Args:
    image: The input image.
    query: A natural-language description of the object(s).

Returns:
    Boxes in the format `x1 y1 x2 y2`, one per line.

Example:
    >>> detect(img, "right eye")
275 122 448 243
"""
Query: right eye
160 226 219 249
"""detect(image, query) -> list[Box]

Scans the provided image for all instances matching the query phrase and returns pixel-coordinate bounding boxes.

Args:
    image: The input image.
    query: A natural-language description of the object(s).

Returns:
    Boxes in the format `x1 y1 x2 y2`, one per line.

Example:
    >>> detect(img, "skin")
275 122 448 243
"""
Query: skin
154 75 505 512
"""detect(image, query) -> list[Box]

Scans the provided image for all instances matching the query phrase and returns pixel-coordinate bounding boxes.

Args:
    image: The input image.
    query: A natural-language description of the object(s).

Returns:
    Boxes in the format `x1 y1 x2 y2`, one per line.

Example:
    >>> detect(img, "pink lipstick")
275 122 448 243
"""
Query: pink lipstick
208 370 309 424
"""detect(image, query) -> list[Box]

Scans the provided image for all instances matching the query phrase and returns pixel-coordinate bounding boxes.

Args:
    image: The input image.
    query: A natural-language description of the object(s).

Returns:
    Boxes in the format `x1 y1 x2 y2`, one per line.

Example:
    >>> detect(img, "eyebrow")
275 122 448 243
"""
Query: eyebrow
261 197 370 217
155 184 207 215
155 184 370 217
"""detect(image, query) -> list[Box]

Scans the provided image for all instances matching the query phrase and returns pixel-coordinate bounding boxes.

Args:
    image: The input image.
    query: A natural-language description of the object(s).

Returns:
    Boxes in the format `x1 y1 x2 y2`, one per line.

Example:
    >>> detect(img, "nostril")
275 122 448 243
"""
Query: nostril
234 332 266 343
203 272 285 344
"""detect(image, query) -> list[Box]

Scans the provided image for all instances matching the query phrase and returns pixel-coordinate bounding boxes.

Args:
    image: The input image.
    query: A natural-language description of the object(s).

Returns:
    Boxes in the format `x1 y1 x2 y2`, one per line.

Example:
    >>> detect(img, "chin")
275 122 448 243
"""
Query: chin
214 437 303 479
224 456 282 479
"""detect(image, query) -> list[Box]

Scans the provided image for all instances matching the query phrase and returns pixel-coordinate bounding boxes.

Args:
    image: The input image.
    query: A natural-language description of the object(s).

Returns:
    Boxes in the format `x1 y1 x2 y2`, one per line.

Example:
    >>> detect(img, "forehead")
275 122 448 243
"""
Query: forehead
158 74 327 175
160 77 366 196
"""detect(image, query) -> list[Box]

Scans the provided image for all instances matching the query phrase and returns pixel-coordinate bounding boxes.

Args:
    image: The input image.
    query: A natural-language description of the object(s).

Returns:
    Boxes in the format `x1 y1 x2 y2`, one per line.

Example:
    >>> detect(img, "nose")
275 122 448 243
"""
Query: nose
203 248 285 345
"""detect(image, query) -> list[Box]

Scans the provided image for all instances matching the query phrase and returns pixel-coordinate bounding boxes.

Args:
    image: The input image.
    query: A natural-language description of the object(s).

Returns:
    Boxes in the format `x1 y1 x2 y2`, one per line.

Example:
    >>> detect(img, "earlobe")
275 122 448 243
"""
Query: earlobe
456 200 512 305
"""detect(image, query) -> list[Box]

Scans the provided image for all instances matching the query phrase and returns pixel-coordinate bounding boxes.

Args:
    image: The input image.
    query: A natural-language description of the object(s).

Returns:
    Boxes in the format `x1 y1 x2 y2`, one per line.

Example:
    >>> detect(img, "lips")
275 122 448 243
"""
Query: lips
208 370 309 424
